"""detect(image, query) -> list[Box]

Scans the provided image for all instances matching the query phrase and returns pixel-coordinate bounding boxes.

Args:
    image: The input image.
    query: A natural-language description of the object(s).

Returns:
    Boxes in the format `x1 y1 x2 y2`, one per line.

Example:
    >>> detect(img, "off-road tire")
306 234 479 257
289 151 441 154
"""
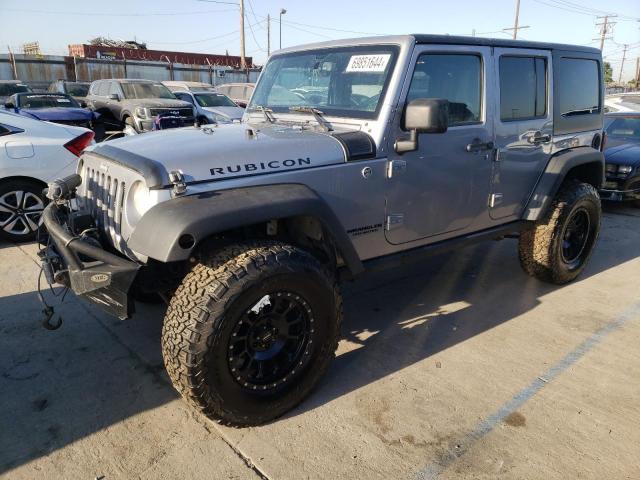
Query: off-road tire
519 180 601 284
0 179 47 243
162 241 342 426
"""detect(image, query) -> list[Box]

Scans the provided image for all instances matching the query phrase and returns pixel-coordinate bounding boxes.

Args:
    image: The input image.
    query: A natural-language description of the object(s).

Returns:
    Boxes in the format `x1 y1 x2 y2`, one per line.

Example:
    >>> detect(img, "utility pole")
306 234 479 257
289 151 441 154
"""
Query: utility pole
512 0 521 39
267 14 271 57
594 15 617 52
239 0 246 69
502 0 529 39
635 57 640 88
618 44 628 84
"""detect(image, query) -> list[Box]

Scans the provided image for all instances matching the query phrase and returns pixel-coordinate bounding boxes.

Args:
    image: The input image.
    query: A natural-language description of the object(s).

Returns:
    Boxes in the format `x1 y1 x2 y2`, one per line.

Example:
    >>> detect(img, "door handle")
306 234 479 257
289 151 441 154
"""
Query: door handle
528 131 551 144
466 139 495 152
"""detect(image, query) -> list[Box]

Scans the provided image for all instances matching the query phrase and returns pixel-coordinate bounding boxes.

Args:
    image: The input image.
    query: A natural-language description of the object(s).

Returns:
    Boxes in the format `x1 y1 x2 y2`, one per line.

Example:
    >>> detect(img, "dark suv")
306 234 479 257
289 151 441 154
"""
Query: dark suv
86 79 195 132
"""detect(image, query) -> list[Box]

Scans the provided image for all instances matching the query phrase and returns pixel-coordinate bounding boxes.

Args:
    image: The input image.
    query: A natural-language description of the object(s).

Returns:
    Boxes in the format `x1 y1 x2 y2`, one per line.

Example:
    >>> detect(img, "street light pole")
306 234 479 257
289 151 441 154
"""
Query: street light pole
279 8 287 50
267 14 271 57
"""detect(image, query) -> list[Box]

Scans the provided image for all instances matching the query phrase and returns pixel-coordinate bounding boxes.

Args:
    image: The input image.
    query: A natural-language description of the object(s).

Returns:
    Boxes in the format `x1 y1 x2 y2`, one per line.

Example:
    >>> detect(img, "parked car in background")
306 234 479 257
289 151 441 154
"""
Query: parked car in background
0 80 32 104
604 92 640 113
48 80 92 102
162 81 216 92
172 90 243 123
600 112 640 206
4 92 104 141
0 110 94 242
86 79 195 133
215 82 255 107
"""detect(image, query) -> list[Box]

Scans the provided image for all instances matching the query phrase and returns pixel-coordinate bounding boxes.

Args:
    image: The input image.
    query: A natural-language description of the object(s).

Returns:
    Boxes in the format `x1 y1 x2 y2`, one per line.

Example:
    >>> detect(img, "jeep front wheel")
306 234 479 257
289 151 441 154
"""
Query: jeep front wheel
518 180 601 284
162 241 342 426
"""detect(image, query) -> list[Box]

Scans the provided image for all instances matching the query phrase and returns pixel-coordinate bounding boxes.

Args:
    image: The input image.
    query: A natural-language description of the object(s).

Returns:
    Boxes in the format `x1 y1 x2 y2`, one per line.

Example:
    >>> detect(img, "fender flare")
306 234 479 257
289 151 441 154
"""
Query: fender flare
127 183 364 275
523 147 604 221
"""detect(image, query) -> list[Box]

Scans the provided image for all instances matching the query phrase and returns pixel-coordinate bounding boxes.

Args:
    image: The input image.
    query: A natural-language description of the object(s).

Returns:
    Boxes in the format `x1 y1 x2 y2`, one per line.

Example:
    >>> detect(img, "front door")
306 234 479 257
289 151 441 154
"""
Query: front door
489 48 553 220
385 45 494 245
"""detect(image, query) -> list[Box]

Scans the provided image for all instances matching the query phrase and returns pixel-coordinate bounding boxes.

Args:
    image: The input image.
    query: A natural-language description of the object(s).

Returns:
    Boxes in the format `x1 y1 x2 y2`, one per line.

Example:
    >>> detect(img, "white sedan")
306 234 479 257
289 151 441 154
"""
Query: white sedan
0 111 94 242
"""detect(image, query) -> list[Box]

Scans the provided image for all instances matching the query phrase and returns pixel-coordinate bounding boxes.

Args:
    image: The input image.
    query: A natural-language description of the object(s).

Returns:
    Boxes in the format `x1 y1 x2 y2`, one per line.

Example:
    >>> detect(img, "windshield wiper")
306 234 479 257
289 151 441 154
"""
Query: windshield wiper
561 106 599 117
289 106 333 132
248 105 276 123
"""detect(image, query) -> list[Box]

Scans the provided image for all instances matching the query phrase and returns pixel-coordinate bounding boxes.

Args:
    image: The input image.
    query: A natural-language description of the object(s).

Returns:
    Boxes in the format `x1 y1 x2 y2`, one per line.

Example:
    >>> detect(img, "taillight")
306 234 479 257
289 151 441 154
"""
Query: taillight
64 131 95 157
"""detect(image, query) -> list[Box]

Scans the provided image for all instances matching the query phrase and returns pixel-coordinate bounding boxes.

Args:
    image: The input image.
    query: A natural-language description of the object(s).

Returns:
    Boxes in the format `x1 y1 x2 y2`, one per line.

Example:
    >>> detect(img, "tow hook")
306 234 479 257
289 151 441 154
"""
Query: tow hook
41 306 63 331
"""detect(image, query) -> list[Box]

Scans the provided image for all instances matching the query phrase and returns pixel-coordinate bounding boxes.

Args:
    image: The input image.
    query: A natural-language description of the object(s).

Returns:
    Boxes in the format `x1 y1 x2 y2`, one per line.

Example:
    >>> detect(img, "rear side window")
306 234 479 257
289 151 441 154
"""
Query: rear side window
554 56 602 134
407 53 482 126
500 56 547 121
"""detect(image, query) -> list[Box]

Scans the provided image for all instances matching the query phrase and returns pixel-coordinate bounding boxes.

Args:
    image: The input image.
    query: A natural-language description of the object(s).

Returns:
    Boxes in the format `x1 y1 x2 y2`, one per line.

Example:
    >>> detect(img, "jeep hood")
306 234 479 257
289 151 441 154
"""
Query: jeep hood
87 122 359 187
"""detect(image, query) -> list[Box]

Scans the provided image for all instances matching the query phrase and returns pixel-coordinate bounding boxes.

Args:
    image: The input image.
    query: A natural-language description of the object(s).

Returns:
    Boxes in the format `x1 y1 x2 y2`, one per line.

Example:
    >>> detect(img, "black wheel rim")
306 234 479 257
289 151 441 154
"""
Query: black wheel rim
561 208 591 268
227 292 314 391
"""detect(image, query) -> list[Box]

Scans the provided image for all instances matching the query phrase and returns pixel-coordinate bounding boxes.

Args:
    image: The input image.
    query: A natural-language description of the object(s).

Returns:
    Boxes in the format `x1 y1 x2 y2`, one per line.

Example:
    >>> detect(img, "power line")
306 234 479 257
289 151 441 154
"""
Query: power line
2 7 237 16
151 30 239 45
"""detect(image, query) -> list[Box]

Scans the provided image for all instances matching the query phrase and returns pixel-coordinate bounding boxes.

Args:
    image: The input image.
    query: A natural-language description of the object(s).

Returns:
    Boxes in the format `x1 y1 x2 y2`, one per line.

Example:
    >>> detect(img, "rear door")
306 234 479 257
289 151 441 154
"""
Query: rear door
490 48 553 220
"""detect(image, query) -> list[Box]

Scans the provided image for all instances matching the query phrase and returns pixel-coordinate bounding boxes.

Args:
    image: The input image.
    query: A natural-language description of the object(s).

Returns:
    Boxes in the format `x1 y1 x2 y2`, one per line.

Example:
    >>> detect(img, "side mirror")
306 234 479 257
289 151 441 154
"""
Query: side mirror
80 100 88 108
108 93 120 101
4 102 15 109
395 98 449 154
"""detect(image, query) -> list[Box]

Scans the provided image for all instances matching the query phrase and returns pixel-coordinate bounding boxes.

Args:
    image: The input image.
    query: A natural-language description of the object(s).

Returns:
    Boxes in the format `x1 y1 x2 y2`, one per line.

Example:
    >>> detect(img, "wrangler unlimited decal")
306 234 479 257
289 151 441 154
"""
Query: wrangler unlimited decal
210 158 311 176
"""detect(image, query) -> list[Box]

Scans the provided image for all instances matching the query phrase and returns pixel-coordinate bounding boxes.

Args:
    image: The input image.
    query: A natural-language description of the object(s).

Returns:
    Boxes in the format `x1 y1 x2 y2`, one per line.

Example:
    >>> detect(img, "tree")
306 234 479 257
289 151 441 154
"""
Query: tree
604 62 613 84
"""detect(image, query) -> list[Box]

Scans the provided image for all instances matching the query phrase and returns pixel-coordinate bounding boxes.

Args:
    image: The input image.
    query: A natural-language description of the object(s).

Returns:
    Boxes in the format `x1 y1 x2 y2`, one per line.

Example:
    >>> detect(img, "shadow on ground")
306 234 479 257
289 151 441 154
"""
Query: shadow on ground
0 204 638 472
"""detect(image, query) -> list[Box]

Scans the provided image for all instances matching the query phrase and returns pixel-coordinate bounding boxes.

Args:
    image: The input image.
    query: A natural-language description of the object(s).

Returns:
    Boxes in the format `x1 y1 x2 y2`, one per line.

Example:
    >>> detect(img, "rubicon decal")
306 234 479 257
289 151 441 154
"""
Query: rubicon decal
210 158 311 176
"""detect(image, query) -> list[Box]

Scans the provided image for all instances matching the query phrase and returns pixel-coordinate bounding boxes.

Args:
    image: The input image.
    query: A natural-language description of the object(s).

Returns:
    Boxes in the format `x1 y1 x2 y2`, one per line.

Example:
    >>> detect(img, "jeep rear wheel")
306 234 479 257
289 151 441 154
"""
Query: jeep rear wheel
161 241 342 426
518 180 601 284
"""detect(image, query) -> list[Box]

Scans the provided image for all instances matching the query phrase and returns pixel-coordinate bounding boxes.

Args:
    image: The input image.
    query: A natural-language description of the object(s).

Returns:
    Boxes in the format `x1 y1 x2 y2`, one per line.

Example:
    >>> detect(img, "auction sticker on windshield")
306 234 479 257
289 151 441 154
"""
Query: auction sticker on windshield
345 54 391 72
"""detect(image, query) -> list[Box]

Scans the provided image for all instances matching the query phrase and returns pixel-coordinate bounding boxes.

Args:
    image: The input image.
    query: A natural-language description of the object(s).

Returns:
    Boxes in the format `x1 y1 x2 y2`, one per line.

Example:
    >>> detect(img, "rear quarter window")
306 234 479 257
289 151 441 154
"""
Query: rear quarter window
554 55 602 135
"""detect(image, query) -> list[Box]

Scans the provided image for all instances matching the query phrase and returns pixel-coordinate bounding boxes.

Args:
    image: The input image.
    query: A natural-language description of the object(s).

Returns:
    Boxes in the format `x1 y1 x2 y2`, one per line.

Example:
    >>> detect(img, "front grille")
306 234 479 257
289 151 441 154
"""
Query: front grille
82 164 127 252
149 107 193 118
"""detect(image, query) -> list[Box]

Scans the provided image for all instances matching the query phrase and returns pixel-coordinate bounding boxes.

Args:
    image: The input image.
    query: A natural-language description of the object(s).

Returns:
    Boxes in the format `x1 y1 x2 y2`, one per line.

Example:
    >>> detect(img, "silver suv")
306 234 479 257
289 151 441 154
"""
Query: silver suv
42 35 605 427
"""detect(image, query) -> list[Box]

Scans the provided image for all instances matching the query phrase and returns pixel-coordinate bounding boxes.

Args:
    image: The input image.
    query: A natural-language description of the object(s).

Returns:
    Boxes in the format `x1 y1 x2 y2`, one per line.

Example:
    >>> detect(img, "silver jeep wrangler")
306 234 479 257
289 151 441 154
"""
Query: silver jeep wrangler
41 35 605 426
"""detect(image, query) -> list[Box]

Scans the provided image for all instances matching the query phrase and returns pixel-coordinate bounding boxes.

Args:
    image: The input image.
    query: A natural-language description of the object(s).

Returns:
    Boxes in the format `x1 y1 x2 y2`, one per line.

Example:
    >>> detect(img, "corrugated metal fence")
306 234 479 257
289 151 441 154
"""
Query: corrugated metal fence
0 54 261 88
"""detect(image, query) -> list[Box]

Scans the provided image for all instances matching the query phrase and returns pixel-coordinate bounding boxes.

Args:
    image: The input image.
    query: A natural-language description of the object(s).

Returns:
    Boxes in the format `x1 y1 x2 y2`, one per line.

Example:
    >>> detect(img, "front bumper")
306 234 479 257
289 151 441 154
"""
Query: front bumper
41 202 140 319
599 176 640 202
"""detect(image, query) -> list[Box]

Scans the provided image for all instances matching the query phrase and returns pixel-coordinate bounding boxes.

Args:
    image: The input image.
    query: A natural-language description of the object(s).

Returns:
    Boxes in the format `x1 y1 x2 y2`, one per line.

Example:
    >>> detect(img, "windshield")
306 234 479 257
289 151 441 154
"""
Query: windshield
195 93 237 107
249 45 398 119
65 82 90 97
18 94 80 109
605 116 640 140
0 83 30 96
121 82 176 100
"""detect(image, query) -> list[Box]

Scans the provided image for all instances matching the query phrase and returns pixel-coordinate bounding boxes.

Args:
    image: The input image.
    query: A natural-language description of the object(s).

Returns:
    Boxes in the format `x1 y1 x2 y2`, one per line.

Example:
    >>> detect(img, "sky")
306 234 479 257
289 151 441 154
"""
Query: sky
1 0 639 81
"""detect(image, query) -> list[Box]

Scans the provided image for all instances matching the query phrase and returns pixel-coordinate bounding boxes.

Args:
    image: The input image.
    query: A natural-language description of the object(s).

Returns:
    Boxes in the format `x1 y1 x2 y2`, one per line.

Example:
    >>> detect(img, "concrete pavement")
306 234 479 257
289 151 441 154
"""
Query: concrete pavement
1 203 639 479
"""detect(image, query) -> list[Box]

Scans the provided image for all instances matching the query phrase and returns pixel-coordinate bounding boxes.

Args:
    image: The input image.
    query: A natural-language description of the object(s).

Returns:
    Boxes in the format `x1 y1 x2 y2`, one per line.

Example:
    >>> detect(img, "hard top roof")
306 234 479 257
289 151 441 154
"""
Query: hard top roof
276 34 600 55
412 34 600 53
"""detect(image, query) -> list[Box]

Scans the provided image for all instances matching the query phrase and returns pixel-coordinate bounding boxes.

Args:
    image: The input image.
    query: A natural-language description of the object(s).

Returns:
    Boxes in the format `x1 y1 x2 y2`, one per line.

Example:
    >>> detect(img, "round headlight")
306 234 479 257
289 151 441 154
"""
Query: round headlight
125 181 154 227
618 165 633 175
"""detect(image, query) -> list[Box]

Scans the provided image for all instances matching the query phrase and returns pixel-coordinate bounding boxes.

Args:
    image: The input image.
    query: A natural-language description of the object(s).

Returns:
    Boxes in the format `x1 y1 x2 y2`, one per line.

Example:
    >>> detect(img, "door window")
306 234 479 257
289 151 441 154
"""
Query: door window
406 54 482 126
499 56 547 120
